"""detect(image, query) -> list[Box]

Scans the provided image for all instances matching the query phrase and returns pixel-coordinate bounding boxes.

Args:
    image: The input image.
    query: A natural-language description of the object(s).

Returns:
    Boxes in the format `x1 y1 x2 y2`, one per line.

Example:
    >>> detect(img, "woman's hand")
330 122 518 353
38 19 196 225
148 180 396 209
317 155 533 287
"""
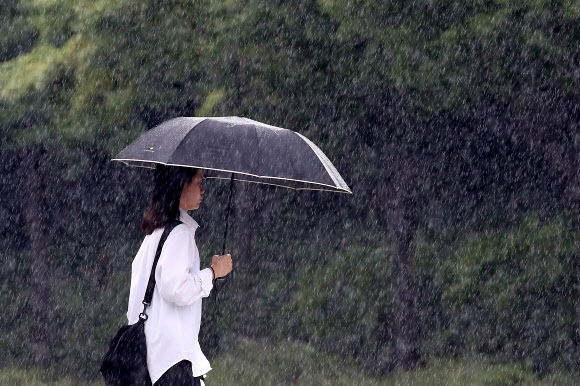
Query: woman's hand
211 254 233 278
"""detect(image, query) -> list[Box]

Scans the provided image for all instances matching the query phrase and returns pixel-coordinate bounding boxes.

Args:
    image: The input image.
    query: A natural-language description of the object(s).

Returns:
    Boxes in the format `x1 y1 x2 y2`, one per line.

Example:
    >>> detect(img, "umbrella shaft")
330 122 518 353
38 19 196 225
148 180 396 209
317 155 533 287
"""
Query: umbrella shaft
221 173 235 255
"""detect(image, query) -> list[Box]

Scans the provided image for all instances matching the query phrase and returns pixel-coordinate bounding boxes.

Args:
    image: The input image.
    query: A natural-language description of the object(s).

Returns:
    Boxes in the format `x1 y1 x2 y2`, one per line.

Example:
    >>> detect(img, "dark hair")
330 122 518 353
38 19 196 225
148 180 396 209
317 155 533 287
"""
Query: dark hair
141 164 198 235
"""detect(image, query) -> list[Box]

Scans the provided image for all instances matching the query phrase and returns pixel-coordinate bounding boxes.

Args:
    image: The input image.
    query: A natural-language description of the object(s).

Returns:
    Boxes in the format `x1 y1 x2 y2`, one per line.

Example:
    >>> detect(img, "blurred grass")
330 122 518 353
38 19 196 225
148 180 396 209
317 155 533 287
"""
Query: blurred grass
0 367 101 386
1 337 576 385
208 338 576 385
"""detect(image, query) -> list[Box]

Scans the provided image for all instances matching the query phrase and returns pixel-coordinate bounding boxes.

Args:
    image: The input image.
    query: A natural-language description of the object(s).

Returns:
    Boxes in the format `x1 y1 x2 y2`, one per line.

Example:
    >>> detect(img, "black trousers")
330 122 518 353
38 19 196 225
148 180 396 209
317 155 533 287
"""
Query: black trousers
154 360 205 386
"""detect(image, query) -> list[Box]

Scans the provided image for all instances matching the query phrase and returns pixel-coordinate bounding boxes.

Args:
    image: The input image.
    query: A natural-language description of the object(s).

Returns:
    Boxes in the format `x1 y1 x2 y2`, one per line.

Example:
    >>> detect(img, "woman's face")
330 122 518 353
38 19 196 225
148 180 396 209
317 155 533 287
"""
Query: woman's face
179 170 205 211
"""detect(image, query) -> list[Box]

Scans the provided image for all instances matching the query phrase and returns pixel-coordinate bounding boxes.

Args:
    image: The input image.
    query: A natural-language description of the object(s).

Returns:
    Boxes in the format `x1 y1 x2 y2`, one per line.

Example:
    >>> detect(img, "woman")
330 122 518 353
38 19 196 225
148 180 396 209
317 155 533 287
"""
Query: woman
126 165 233 385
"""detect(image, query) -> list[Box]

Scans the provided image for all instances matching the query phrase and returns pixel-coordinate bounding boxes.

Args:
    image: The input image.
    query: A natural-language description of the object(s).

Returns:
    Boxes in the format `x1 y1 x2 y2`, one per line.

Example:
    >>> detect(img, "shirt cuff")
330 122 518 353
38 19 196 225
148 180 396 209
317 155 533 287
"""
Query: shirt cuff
199 268 214 297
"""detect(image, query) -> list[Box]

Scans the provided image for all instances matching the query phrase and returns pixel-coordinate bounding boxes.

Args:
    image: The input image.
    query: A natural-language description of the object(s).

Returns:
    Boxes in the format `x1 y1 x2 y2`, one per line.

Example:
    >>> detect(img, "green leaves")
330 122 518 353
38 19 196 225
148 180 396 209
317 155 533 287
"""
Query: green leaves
315 0 579 112
0 44 63 101
279 243 394 369
440 217 579 372
445 217 575 303
0 0 224 152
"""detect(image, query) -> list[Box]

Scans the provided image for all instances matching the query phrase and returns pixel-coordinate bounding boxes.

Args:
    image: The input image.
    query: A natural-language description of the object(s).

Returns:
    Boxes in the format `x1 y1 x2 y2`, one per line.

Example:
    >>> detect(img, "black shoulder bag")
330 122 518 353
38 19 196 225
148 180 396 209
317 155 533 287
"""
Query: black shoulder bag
100 221 182 386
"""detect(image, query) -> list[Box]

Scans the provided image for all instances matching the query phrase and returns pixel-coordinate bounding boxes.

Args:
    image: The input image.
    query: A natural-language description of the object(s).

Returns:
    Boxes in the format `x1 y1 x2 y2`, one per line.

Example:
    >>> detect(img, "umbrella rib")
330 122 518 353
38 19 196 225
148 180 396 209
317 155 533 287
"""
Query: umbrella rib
206 175 353 193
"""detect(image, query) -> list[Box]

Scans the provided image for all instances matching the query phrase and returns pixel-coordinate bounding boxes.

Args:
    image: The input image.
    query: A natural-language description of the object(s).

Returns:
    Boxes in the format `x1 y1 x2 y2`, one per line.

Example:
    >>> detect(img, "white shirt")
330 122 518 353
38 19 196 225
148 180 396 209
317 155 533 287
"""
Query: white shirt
127 208 214 384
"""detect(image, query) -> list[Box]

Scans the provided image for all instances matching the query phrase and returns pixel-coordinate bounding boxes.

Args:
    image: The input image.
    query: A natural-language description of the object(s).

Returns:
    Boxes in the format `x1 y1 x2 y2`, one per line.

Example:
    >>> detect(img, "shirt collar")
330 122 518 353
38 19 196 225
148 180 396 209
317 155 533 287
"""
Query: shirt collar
179 208 200 231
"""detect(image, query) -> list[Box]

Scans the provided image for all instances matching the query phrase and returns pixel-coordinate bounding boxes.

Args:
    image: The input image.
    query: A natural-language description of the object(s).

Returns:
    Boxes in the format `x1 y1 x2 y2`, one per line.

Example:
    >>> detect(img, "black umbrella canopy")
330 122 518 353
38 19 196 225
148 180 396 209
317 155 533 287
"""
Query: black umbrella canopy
112 116 351 194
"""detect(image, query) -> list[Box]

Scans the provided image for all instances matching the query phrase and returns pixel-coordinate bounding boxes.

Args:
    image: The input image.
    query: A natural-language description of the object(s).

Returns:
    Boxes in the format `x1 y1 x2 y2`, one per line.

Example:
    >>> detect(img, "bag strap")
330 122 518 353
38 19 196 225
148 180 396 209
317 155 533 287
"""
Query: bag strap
139 220 182 320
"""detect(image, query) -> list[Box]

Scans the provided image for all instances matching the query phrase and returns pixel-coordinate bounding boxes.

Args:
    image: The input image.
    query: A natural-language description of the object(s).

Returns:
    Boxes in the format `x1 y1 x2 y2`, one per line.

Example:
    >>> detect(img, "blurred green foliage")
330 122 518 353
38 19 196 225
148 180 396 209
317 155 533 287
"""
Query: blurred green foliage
440 217 579 375
279 243 394 373
274 217 580 376
316 0 579 111
0 0 579 381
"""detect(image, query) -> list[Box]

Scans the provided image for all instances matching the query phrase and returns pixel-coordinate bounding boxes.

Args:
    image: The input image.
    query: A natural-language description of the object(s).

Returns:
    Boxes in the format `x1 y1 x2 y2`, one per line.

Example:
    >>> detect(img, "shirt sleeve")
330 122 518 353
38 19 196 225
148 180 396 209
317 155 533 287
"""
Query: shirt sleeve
155 225 214 306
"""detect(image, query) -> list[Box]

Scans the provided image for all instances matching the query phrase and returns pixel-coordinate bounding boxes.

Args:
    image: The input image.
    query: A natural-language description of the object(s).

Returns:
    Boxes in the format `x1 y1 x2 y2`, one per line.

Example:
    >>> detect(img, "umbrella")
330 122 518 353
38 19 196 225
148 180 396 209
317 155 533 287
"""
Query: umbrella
113 116 350 192
113 116 351 254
